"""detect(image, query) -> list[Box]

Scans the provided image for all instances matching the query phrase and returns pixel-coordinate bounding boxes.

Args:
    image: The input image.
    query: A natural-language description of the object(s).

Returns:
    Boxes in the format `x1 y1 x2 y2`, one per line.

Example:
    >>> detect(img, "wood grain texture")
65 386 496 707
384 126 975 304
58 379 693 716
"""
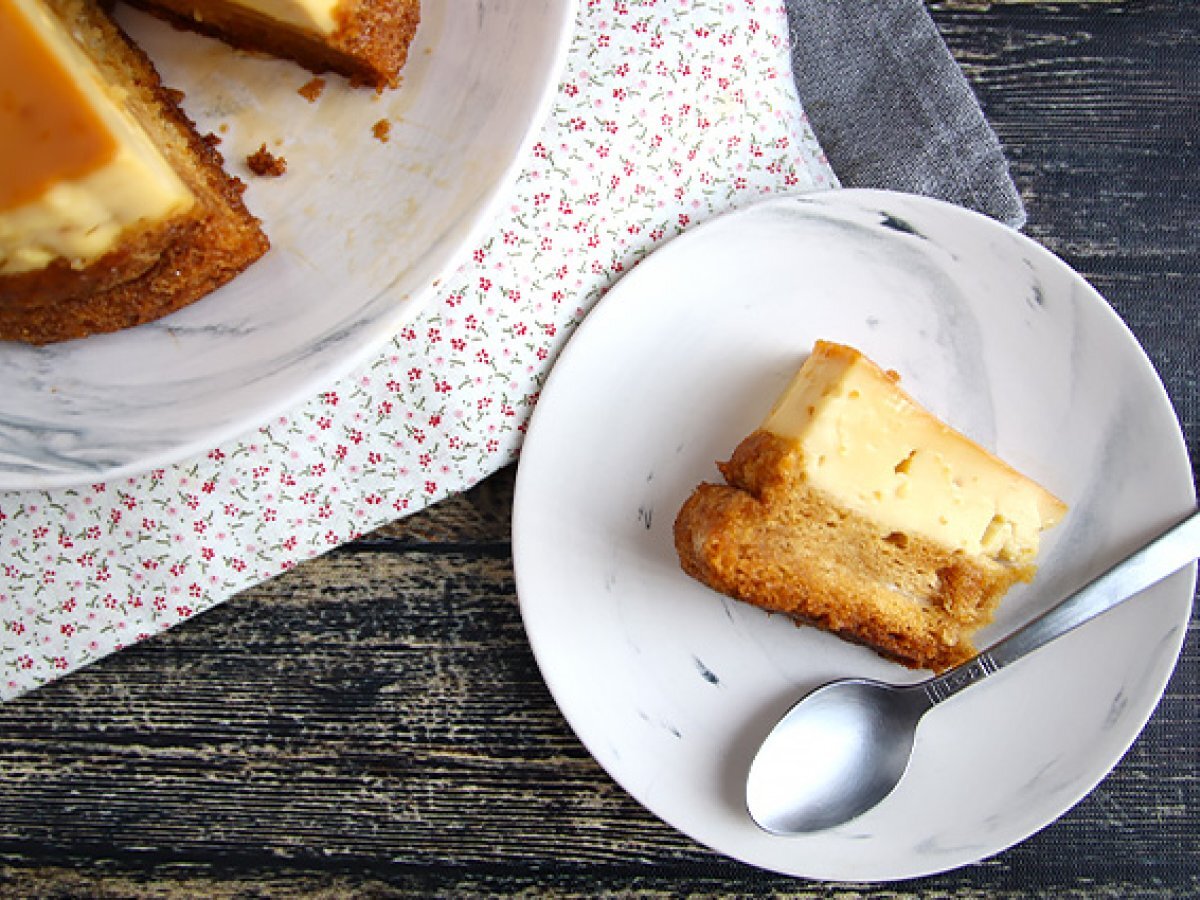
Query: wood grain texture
1 2 1197 896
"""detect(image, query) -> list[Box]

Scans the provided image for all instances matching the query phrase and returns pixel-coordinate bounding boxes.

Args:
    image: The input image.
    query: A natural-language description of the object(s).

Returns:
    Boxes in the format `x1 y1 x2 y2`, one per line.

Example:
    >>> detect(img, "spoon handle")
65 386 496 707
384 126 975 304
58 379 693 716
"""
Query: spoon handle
923 508 1200 706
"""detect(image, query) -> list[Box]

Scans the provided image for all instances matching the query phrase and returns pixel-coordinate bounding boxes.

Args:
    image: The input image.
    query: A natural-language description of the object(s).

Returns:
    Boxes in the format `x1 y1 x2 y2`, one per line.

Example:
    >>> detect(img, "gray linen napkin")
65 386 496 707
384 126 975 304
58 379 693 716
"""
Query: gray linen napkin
786 0 1027 229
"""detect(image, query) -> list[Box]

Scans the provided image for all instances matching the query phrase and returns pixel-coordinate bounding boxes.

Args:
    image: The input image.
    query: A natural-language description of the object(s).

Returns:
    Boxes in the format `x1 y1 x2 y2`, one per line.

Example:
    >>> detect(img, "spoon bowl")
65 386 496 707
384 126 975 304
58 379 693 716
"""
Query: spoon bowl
746 510 1200 836
747 679 929 834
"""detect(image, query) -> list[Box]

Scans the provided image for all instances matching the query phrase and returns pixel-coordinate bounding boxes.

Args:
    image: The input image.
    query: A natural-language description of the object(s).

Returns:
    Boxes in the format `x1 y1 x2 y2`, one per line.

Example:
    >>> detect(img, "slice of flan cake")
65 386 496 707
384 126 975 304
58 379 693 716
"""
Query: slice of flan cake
673 340 1067 672
0 0 269 345
127 0 421 89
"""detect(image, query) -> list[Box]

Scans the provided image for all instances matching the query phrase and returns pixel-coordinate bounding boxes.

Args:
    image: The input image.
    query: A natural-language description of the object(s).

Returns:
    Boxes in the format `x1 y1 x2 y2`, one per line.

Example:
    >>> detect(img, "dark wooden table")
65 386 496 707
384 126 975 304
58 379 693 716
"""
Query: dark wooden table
2 1 1197 896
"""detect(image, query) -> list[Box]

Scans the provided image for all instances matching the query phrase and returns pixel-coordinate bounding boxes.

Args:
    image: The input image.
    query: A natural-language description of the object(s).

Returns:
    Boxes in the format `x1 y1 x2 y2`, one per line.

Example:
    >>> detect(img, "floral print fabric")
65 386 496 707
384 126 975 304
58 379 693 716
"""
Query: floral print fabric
0 0 835 699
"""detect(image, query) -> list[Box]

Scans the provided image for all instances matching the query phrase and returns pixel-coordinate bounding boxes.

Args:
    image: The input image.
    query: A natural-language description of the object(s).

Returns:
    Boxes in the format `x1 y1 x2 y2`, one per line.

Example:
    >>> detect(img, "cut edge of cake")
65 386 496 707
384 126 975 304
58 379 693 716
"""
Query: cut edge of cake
126 0 422 90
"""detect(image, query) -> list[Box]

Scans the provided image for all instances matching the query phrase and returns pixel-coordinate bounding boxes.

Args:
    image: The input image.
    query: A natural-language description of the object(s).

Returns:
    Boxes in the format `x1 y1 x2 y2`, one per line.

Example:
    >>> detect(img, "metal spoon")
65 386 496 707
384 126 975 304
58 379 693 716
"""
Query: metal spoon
746 509 1200 836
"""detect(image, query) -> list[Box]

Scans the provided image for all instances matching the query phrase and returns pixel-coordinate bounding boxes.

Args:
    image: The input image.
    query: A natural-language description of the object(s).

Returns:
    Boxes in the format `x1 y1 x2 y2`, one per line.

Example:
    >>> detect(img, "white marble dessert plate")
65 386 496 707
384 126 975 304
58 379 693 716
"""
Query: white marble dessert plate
512 190 1196 881
0 0 576 490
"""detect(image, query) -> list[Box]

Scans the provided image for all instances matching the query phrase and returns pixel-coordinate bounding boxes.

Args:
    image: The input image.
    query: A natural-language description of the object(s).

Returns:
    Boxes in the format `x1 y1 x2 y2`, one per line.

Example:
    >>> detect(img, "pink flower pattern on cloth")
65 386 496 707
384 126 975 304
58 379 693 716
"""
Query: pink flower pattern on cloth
0 0 836 698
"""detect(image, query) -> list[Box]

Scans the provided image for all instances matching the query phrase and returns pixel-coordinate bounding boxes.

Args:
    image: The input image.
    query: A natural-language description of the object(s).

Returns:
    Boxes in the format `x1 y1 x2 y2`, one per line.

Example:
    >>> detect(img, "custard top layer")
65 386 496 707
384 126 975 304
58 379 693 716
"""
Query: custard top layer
0 0 194 275
225 0 346 35
763 341 1067 563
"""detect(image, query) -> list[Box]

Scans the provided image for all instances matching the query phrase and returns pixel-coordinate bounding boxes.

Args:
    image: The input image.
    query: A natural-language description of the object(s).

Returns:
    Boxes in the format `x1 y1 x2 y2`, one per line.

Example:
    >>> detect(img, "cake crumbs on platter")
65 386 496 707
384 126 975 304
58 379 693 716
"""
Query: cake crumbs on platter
247 143 287 177
298 77 326 102
372 118 391 143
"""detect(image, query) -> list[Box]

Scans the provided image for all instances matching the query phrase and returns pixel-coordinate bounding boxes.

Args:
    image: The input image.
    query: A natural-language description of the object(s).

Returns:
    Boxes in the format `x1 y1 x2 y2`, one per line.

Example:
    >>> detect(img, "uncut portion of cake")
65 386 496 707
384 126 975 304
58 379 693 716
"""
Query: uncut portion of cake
128 0 421 89
674 341 1067 672
0 0 269 345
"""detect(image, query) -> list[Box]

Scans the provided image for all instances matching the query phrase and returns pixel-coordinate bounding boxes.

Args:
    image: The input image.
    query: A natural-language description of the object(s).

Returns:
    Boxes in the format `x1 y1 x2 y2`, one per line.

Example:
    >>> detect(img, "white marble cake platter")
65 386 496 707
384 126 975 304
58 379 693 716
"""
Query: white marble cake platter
512 190 1196 881
0 0 576 490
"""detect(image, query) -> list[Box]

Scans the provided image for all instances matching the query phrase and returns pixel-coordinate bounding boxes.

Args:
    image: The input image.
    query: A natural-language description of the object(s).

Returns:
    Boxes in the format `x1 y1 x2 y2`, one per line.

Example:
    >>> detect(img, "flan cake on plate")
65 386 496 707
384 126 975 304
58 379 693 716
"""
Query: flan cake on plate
0 0 420 345
127 0 421 88
0 0 269 345
674 340 1067 672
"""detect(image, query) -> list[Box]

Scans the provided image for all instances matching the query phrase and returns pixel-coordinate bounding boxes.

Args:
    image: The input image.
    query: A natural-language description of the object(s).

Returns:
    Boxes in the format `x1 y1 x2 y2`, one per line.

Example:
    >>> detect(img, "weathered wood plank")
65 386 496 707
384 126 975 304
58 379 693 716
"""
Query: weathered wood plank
0 468 1196 895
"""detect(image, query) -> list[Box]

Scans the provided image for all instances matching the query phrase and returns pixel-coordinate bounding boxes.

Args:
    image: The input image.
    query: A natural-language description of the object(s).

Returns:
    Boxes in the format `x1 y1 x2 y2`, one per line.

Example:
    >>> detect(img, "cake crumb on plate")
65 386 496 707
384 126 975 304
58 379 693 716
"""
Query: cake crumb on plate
298 77 326 102
247 143 287 177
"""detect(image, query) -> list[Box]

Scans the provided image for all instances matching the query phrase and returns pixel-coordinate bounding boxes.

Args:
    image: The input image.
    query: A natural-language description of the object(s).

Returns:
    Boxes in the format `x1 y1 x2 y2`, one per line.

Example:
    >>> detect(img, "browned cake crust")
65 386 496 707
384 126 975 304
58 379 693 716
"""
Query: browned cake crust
674 430 1034 672
127 0 421 89
0 0 268 345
